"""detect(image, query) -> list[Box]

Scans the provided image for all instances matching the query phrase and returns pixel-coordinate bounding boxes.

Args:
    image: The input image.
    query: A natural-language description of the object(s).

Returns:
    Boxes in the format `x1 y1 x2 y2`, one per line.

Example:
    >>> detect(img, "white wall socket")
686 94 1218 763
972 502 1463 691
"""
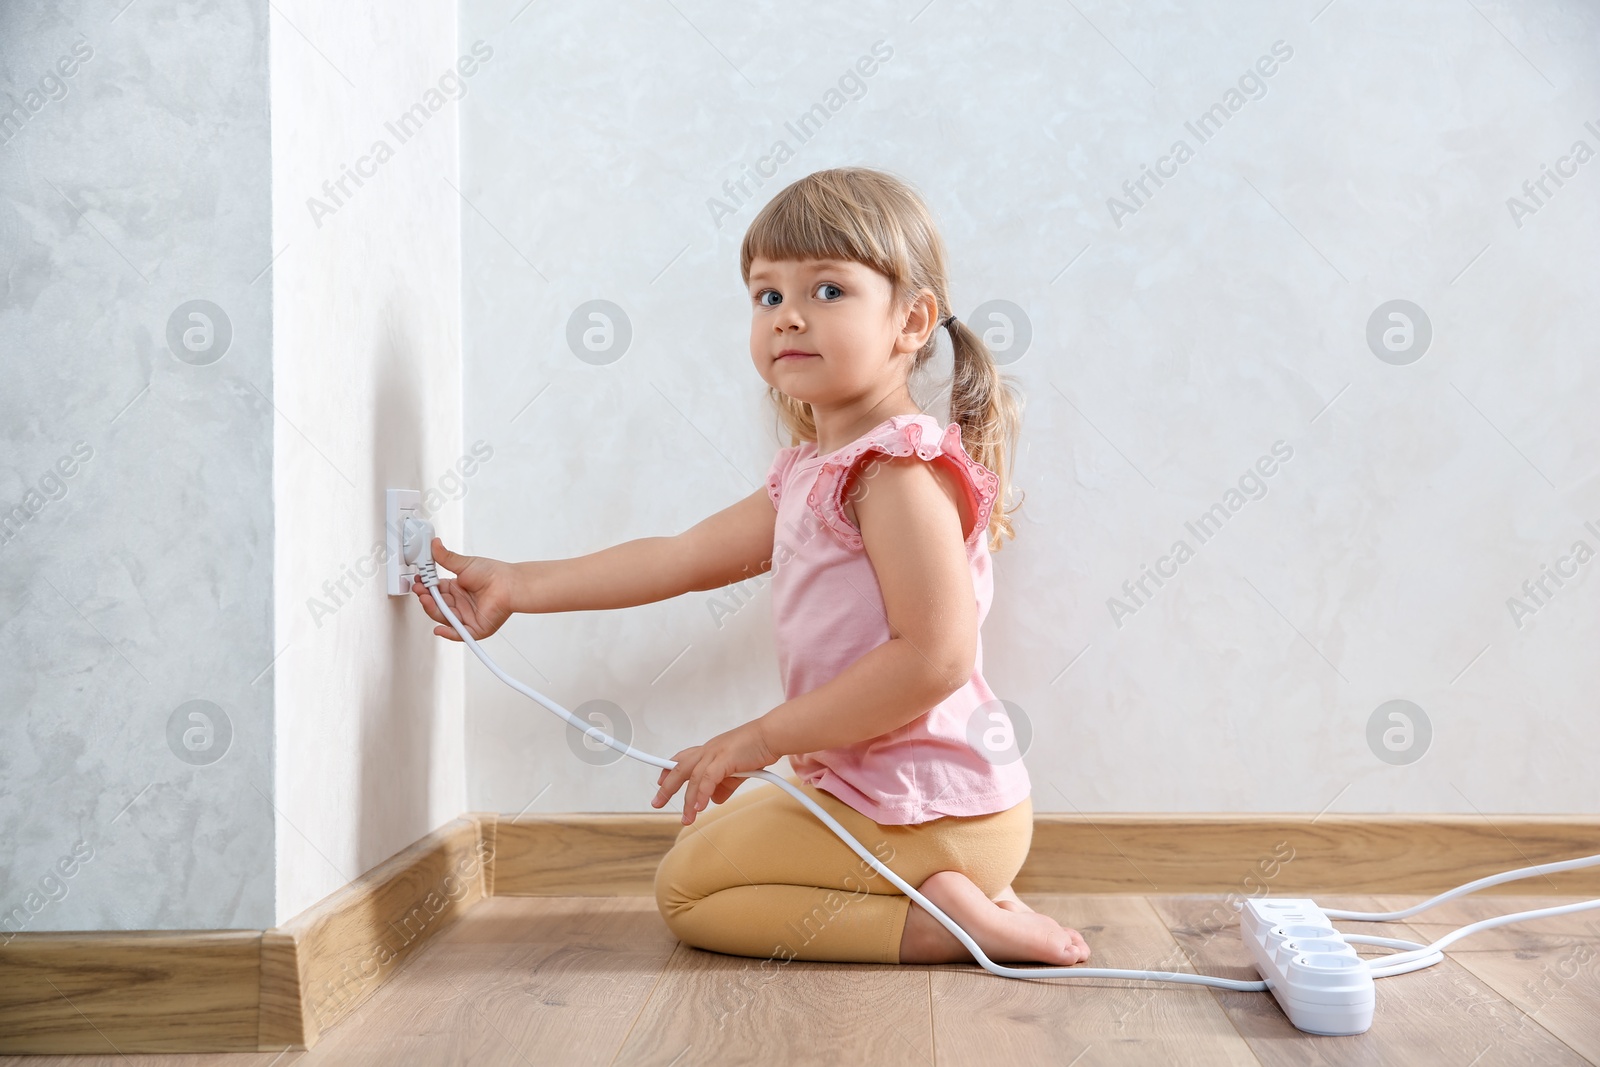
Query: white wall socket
386 489 421 596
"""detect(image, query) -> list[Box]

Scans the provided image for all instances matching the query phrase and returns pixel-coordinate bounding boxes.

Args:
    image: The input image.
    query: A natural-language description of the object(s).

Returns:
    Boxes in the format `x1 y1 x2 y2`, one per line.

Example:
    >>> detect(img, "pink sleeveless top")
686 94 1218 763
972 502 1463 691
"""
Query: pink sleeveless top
764 412 1032 825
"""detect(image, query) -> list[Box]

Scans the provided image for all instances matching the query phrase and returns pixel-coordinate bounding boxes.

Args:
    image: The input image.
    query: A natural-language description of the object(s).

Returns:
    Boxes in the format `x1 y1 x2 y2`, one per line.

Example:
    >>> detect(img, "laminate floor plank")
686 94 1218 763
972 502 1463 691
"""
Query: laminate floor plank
299 896 677 1067
610 944 935 1066
930 893 1261 1066
5 893 1593 1066
1363 893 1600 1064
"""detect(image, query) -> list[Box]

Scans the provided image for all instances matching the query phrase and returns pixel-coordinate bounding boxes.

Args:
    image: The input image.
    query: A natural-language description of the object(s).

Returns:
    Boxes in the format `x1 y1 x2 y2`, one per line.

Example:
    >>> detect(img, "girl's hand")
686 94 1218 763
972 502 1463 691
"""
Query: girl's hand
652 721 778 825
411 537 516 641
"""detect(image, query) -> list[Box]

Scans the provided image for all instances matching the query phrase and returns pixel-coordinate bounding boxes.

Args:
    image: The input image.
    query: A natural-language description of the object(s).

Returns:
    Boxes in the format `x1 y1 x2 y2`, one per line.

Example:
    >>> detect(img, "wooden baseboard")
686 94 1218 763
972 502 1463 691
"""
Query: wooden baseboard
0 930 264 1054
1015 813 1600 896
262 813 494 1049
3 809 1594 1054
490 811 1600 897
0 814 492 1055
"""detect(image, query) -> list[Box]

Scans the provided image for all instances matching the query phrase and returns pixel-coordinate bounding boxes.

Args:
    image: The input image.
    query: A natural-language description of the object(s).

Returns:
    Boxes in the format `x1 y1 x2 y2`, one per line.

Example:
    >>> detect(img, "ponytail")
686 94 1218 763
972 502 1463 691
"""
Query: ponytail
945 316 1023 553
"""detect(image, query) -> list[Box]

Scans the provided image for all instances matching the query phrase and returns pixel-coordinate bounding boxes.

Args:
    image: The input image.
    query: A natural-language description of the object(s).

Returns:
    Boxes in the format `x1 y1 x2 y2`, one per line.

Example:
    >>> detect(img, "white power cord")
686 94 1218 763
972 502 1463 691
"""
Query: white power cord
403 519 1600 996
1321 852 1600 974
1323 854 1600 922
1360 899 1600 975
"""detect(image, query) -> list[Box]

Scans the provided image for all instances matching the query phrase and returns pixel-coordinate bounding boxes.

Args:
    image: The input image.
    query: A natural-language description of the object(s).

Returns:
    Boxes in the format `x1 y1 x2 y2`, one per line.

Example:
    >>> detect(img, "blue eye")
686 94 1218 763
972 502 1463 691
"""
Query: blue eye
754 282 843 307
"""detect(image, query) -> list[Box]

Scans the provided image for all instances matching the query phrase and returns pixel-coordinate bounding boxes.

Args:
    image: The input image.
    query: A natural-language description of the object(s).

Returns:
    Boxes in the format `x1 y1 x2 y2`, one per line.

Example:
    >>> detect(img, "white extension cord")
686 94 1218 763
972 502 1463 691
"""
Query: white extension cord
401 518 1600 1030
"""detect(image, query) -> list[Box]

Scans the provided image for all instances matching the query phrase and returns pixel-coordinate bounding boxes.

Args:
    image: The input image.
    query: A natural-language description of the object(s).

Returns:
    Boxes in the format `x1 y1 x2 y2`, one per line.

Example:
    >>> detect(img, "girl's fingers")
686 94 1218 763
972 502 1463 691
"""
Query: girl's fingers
678 775 703 821
413 575 479 643
419 593 453 632
684 758 738 815
412 582 442 623
653 766 687 807
417 582 470 636
652 749 706 814
436 583 478 631
683 779 699 818
688 770 715 815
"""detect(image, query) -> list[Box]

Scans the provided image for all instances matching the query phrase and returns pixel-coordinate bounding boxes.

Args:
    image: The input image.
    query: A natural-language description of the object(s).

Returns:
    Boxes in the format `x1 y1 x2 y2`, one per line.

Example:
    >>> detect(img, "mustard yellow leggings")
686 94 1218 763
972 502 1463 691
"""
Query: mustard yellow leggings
653 774 1033 964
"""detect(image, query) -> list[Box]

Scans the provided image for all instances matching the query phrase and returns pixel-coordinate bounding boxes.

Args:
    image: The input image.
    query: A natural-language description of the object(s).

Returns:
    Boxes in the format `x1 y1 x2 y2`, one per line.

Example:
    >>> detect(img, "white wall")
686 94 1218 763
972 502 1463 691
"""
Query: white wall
270 1 466 923
459 0 1600 817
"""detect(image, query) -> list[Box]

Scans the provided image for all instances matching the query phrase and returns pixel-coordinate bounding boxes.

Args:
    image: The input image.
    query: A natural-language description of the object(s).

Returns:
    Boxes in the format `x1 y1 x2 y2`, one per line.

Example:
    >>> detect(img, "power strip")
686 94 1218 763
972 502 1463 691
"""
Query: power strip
1238 898 1375 1035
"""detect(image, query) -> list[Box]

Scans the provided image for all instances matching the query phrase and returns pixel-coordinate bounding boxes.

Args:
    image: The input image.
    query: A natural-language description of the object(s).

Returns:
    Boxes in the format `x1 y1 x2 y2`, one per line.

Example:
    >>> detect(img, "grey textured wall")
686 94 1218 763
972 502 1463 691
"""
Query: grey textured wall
1 0 467 935
1 2 275 932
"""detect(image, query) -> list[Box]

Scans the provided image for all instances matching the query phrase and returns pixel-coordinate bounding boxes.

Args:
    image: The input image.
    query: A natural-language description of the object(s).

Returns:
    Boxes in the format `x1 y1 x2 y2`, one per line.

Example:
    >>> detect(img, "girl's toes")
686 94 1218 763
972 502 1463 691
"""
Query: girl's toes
1036 918 1089 965
1047 926 1081 965
1063 927 1091 963
1004 913 1064 965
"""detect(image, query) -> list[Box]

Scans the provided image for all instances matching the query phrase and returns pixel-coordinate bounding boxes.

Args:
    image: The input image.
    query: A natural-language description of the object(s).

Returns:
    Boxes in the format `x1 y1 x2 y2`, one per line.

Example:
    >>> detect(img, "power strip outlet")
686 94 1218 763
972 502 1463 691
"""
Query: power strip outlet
1238 897 1375 1035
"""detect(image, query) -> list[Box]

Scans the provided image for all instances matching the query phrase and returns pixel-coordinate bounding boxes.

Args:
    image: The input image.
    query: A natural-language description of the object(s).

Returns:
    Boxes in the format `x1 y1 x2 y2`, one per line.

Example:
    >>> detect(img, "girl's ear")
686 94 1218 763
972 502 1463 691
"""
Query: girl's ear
900 287 940 349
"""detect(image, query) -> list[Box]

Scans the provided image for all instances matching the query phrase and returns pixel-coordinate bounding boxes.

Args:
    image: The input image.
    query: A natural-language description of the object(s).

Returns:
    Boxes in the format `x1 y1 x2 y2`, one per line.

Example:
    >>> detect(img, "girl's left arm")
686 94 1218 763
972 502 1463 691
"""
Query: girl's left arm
651 454 977 823
760 451 978 751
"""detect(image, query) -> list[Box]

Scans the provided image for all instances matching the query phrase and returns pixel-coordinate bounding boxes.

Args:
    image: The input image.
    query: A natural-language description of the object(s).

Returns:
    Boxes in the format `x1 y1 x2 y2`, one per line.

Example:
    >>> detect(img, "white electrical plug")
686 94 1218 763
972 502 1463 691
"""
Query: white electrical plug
385 489 422 595
402 516 434 568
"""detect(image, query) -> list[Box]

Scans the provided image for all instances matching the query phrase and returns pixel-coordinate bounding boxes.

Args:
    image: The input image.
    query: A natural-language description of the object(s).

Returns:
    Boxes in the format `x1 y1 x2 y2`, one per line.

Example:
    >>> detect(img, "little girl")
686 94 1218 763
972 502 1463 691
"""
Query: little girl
413 166 1089 969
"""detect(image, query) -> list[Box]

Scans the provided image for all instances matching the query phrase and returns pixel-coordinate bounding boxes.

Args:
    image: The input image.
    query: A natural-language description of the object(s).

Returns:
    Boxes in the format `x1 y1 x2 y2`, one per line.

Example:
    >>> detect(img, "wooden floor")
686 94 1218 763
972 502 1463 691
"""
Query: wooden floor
3 893 1596 1066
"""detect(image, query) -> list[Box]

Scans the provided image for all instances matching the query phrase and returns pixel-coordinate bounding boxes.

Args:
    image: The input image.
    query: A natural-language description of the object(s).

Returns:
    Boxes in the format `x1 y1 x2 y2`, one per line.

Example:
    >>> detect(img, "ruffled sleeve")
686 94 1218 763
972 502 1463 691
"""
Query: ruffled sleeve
766 444 802 510
806 415 998 551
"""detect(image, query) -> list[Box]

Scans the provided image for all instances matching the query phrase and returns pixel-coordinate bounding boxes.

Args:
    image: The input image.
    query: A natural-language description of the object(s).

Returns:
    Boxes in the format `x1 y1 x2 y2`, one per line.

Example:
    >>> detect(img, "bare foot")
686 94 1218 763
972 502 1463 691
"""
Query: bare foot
900 870 1091 965
992 883 1034 913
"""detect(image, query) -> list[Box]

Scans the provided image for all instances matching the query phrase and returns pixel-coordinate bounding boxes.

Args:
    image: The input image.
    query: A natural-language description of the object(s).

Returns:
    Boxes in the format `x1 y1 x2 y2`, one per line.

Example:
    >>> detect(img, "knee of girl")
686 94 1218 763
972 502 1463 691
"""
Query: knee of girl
652 842 703 932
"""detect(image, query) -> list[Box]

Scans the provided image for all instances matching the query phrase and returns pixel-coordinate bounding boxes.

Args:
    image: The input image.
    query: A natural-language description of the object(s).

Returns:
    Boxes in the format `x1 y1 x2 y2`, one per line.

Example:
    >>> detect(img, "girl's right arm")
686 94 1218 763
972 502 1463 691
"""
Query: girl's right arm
515 484 777 609
414 485 778 640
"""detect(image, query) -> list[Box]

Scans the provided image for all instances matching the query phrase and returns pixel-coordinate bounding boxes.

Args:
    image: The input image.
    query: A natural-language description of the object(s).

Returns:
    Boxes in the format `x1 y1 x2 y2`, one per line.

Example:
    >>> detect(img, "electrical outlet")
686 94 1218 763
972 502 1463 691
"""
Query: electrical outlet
386 489 422 595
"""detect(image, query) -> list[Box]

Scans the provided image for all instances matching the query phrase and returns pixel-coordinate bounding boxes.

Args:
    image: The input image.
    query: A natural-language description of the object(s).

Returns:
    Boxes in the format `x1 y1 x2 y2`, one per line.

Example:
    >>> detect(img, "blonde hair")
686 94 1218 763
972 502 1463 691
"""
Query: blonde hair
740 166 1024 552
